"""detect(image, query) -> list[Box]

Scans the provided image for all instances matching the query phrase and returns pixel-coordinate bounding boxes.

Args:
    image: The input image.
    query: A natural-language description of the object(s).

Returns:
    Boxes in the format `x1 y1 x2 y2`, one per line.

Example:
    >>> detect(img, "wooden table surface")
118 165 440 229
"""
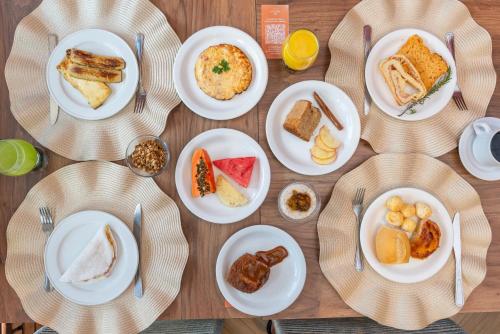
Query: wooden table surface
1 0 499 323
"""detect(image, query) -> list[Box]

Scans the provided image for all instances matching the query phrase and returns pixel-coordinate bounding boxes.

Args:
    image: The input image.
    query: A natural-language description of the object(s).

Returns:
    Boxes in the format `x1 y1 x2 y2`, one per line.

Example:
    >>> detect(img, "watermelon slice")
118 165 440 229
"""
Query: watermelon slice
213 157 256 188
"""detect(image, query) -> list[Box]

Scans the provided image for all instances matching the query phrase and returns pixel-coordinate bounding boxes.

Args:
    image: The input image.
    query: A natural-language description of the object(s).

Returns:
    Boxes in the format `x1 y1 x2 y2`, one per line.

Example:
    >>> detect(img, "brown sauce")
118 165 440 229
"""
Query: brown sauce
287 190 311 212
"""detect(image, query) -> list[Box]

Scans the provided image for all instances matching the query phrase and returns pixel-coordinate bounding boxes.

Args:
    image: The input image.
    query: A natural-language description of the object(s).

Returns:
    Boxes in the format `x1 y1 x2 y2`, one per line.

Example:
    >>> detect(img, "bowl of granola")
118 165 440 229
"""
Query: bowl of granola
125 135 170 177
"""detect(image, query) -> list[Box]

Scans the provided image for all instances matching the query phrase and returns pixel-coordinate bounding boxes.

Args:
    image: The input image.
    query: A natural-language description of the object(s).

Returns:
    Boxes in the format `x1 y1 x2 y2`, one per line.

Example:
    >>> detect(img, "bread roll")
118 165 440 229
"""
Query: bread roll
375 225 411 264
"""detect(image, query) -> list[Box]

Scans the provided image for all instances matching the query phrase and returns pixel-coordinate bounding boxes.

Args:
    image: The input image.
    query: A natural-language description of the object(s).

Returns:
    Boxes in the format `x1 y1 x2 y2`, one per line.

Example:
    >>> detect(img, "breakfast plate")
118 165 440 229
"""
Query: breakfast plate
365 28 457 121
360 187 453 284
266 80 360 175
44 210 138 305
175 128 271 224
46 29 139 120
216 225 306 316
173 26 268 120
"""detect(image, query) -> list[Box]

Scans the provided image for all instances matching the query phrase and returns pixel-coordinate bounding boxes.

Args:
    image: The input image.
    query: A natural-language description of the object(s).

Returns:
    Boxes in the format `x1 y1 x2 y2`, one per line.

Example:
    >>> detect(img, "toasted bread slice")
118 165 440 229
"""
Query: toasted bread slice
397 35 448 90
66 48 125 70
283 100 321 141
66 62 122 83
57 58 111 109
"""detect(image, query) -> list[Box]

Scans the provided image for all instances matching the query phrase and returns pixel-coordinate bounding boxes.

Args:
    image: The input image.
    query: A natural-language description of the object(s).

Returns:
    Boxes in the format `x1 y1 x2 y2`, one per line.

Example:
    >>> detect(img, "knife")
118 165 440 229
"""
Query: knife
453 212 464 307
133 204 143 298
363 25 372 115
48 34 59 125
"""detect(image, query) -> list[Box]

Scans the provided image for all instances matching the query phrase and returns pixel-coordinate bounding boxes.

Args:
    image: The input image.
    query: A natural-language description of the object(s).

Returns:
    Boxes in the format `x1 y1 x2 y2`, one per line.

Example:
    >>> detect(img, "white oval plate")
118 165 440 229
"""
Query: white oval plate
266 80 360 175
173 26 268 120
175 128 271 224
46 29 139 120
365 28 456 121
459 117 500 181
360 187 453 284
45 210 138 305
216 225 306 316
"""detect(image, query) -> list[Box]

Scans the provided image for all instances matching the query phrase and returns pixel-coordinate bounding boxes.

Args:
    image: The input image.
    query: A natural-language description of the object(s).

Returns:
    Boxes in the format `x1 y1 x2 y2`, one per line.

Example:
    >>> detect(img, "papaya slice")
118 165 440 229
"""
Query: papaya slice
191 148 216 197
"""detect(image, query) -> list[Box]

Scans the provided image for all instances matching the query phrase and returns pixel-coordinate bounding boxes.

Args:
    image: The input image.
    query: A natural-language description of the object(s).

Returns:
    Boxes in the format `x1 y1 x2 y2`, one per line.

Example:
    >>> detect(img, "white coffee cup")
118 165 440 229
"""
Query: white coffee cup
472 121 500 167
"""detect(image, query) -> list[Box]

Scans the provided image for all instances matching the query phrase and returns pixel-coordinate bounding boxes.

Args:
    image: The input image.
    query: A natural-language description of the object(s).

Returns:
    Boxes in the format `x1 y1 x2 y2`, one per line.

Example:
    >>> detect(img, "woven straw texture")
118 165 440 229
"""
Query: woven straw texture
318 153 491 330
325 0 496 157
5 0 181 161
5 161 189 334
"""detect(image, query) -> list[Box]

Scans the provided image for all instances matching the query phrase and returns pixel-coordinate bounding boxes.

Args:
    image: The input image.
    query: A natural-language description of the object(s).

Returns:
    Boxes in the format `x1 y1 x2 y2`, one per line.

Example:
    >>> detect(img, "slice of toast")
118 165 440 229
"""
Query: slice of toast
283 100 321 141
397 34 448 90
57 58 111 109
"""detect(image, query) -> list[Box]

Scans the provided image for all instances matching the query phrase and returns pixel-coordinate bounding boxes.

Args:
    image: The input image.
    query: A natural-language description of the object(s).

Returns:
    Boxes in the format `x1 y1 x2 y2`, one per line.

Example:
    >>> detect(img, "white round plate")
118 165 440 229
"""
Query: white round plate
173 26 268 120
365 28 457 121
44 210 138 305
360 187 453 284
46 29 139 120
175 128 271 224
216 225 306 316
266 80 360 175
459 117 500 181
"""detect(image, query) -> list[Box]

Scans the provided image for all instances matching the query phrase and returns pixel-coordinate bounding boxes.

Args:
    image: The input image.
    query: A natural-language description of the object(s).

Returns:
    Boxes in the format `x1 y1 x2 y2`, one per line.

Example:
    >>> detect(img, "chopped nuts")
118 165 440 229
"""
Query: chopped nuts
130 140 166 174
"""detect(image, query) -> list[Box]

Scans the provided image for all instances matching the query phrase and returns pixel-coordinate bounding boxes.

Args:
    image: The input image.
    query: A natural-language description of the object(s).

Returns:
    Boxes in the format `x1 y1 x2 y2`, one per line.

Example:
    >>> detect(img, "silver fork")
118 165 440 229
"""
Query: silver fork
39 207 54 292
134 33 146 114
352 188 365 272
445 32 468 111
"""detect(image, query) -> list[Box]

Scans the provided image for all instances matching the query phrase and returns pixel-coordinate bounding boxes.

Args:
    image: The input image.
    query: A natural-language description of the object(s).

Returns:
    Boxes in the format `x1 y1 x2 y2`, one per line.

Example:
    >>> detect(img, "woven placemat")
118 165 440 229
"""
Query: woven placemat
325 0 496 157
5 161 189 334
318 153 491 330
5 0 181 161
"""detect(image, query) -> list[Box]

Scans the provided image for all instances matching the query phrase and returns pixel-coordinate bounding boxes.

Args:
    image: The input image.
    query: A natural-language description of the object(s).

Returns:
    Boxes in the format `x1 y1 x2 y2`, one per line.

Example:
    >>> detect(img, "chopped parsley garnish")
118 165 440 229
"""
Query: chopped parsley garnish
212 59 230 74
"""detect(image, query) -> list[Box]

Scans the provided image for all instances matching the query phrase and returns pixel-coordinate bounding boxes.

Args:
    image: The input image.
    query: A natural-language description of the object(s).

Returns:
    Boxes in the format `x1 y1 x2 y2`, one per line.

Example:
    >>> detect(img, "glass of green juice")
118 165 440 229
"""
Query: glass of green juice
0 139 46 176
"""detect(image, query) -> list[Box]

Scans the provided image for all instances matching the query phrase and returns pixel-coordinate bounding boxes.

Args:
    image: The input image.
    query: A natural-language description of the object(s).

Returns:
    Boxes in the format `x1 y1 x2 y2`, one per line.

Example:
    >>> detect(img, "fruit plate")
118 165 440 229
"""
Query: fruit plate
175 128 271 224
360 187 453 284
266 80 360 175
216 225 306 316
365 28 456 121
173 26 268 120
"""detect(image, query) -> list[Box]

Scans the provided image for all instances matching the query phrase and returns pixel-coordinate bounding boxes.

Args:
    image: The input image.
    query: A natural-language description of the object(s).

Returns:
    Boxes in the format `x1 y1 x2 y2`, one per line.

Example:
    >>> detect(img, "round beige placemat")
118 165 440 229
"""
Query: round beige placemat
5 161 189 334
5 0 181 161
325 0 496 157
318 153 491 330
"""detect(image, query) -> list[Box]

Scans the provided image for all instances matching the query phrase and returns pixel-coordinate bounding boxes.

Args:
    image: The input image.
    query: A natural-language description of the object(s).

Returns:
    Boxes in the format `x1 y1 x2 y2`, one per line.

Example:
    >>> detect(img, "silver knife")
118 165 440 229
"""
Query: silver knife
133 204 143 298
363 25 372 115
453 212 464 307
48 34 59 125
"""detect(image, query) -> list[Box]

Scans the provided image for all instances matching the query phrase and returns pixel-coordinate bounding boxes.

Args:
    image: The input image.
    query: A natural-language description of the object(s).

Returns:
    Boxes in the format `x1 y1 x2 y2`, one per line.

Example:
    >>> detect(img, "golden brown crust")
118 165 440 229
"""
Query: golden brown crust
67 62 122 83
410 219 441 259
283 100 321 141
194 44 252 100
66 48 125 70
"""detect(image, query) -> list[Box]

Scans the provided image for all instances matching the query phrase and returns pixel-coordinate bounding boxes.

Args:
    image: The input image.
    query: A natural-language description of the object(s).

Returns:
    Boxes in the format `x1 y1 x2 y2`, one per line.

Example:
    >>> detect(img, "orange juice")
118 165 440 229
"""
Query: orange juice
282 29 319 71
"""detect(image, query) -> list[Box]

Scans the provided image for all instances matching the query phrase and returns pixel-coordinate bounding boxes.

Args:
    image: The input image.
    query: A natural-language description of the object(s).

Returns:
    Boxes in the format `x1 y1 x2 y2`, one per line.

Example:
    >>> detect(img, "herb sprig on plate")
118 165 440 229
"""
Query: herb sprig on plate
212 59 230 74
398 67 452 117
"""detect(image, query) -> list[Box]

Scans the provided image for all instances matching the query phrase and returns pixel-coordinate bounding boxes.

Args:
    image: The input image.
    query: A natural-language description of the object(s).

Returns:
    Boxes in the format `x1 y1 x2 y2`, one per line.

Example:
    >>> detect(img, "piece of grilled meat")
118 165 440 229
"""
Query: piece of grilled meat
410 219 441 259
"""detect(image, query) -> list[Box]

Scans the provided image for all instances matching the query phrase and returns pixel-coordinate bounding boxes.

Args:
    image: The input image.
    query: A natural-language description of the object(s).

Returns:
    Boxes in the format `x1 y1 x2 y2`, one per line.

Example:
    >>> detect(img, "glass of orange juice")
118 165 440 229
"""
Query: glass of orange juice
282 29 319 71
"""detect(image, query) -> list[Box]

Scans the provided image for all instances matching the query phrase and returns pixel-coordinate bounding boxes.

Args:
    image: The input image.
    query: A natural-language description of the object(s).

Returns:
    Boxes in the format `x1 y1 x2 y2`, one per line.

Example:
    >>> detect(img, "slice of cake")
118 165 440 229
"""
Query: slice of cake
283 100 321 141
216 175 248 207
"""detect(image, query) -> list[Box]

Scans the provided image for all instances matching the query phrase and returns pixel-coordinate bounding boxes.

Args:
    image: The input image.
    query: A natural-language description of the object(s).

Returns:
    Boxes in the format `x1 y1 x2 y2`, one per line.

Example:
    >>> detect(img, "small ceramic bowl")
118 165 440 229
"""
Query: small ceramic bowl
278 182 321 223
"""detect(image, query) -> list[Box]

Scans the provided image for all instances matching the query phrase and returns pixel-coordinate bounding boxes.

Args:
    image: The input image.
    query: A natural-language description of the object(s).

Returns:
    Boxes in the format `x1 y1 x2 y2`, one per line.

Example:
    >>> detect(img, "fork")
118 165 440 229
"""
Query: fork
39 207 54 292
134 33 146 114
352 188 365 272
445 32 468 111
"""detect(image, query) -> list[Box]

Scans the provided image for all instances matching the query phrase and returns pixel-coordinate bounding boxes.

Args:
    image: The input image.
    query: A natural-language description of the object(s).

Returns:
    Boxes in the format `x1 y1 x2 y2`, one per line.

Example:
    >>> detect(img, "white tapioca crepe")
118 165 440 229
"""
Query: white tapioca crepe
60 224 117 283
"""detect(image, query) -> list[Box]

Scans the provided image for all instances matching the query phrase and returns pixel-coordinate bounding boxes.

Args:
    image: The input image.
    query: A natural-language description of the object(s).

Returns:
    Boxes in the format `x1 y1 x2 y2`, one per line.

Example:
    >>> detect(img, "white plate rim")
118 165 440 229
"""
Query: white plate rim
360 187 453 284
46 28 139 121
174 128 271 224
365 28 457 121
215 225 307 316
44 210 138 305
265 80 361 175
173 25 268 120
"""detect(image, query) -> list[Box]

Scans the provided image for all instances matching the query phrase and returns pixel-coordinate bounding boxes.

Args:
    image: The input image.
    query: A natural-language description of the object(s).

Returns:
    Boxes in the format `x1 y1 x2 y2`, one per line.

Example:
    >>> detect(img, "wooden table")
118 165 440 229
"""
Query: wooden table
1 0 499 323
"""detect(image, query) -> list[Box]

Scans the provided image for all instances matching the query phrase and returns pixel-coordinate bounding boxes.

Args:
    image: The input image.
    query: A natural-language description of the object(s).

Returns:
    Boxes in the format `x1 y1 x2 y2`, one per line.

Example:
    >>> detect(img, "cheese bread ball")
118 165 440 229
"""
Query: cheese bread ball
385 196 404 212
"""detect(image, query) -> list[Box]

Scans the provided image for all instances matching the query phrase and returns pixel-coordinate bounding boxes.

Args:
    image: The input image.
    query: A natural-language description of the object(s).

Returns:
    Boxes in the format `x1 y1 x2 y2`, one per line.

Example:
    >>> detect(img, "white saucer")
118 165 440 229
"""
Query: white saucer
365 28 456 121
46 29 139 120
173 26 268 120
44 210 138 305
215 225 306 316
459 117 500 181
